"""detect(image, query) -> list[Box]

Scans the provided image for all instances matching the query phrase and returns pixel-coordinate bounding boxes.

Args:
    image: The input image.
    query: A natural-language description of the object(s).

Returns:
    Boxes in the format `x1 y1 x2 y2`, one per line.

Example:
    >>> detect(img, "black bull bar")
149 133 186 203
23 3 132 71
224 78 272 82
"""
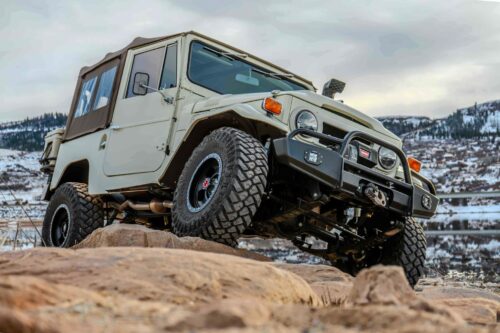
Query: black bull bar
272 129 438 219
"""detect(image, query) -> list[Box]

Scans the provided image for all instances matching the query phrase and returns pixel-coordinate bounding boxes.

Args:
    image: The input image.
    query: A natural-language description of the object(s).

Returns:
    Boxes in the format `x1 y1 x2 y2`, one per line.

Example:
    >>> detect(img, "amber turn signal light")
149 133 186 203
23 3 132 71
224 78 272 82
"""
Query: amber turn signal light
407 157 422 173
263 97 282 115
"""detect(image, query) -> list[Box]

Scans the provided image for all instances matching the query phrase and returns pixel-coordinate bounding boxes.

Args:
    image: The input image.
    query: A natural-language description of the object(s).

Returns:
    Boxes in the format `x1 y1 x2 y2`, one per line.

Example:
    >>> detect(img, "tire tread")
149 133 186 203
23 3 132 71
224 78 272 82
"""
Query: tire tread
172 127 268 246
42 182 103 247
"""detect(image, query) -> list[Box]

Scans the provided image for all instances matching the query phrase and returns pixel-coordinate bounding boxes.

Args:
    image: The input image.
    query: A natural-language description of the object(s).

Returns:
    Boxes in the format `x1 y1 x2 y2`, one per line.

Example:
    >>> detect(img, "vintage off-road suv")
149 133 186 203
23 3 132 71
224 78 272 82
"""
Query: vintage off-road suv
40 31 437 286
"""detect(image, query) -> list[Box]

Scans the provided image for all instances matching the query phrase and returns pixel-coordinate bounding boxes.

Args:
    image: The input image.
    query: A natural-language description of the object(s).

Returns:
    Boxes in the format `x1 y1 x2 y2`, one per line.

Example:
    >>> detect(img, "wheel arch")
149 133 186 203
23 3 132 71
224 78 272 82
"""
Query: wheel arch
161 109 285 188
45 159 90 200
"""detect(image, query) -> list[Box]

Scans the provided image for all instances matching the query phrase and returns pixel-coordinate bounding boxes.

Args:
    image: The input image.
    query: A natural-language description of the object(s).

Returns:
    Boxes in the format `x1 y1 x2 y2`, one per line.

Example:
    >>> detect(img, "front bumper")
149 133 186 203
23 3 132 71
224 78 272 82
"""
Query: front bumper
273 129 438 219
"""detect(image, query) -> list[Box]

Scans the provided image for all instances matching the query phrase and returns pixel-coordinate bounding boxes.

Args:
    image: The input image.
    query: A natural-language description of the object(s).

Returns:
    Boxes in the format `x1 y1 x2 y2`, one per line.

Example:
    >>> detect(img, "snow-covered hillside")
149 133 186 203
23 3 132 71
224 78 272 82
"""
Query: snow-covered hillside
0 113 67 151
378 100 500 138
0 149 47 219
406 138 500 193
376 116 433 136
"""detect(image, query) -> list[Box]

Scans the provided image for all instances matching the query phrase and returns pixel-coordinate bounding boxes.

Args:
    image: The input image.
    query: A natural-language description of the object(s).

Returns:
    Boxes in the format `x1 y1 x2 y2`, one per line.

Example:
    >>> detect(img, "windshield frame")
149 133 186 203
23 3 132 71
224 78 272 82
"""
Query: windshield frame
186 39 310 95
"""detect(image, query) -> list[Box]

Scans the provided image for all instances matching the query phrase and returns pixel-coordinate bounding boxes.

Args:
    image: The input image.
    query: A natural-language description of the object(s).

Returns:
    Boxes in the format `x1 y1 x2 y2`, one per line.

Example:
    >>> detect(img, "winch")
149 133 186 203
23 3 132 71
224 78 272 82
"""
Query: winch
364 183 388 207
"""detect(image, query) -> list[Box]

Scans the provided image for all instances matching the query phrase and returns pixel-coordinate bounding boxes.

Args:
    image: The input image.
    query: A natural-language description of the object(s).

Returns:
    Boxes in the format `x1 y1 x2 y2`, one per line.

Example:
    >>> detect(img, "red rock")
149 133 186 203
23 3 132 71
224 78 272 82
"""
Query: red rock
73 223 270 262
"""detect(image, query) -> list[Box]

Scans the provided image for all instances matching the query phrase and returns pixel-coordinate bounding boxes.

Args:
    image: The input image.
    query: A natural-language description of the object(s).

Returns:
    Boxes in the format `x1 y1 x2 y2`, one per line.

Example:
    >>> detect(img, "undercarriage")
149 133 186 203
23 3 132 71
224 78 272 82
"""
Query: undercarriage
250 167 404 269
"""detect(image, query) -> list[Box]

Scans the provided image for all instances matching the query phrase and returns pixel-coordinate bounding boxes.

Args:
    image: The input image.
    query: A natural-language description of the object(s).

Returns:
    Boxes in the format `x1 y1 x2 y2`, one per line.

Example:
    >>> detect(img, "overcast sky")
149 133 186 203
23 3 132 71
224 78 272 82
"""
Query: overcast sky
1 0 499 122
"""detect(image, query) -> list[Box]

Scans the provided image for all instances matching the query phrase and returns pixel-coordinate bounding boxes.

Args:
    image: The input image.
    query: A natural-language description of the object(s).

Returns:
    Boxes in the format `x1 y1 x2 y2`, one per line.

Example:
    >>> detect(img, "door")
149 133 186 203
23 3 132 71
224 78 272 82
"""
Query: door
103 41 179 176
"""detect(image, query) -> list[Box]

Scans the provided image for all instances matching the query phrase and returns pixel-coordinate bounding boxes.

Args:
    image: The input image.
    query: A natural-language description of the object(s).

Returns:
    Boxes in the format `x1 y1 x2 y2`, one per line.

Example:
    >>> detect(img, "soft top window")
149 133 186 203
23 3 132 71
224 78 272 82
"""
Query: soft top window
74 77 97 118
65 58 120 141
93 66 117 110
188 41 307 94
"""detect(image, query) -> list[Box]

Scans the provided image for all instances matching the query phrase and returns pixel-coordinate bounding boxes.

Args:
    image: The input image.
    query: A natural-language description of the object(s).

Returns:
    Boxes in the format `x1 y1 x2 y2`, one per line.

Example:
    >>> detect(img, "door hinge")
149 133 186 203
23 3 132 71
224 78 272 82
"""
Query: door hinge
156 142 166 151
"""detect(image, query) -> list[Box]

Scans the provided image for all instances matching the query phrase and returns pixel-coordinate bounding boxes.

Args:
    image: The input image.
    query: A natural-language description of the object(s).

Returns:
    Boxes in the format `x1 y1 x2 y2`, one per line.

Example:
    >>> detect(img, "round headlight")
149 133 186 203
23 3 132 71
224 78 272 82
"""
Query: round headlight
296 110 318 131
378 147 397 170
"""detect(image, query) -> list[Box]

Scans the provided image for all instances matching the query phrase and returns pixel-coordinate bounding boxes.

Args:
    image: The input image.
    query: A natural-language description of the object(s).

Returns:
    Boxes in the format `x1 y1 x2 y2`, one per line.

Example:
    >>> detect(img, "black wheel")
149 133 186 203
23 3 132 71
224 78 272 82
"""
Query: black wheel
381 217 427 287
172 127 268 246
42 182 104 247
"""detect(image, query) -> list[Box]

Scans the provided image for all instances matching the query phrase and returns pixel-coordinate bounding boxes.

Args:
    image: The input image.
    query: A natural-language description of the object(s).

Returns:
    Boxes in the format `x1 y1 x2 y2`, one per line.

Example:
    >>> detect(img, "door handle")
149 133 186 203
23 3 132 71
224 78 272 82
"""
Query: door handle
99 134 107 150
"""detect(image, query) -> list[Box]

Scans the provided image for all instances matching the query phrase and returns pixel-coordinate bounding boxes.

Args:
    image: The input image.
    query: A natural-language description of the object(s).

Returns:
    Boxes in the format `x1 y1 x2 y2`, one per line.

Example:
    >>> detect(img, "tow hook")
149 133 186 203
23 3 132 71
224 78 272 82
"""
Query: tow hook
364 183 387 207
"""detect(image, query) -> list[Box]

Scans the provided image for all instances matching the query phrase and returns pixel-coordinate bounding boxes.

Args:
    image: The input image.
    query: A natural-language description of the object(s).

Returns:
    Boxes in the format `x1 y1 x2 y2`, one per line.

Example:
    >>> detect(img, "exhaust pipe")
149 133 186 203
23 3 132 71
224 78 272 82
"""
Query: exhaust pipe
118 199 173 214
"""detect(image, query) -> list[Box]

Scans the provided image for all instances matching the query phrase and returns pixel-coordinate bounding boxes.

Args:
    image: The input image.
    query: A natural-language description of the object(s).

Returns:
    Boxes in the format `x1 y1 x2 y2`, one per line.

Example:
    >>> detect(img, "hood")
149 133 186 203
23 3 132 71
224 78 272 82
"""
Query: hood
281 90 400 142
191 90 400 144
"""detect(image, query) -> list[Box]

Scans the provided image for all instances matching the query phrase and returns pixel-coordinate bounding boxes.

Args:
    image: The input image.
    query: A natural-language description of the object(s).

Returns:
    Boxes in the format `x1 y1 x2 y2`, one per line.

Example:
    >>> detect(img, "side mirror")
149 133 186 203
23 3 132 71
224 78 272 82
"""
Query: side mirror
322 78 346 99
133 72 150 95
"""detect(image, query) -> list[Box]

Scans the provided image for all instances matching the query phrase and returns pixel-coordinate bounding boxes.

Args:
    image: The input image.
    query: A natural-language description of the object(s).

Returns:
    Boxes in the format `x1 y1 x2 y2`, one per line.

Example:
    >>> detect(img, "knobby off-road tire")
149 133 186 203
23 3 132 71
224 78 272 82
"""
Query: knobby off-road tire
172 127 268 246
381 217 427 287
42 182 104 247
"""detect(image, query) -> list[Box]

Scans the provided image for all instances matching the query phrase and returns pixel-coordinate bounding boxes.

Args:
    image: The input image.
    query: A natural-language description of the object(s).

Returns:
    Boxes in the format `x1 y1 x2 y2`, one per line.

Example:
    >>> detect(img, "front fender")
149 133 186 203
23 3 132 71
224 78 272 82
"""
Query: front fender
162 102 290 187
185 102 290 138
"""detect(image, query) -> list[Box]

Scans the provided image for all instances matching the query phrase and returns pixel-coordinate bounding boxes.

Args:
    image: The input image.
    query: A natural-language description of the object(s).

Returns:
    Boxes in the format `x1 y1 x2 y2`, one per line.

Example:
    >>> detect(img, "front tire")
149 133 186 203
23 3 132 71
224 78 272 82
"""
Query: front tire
333 217 426 287
172 127 268 246
381 217 427 286
42 182 104 247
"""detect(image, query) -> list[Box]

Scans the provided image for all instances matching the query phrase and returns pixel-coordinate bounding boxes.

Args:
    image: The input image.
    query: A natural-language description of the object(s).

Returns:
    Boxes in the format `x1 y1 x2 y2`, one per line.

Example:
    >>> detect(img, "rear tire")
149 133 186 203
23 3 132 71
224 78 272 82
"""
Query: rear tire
42 182 104 247
172 127 268 246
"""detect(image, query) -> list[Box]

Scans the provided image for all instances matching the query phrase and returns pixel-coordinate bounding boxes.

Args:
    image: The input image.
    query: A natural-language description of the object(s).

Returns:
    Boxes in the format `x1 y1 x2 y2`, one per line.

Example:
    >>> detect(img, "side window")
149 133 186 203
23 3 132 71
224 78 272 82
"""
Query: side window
159 43 178 90
93 66 117 110
74 77 97 118
126 47 165 98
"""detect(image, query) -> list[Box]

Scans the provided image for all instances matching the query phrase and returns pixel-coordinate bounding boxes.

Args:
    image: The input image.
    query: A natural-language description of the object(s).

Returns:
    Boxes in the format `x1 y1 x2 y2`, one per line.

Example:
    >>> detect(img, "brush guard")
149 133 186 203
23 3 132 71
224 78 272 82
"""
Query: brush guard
273 129 438 219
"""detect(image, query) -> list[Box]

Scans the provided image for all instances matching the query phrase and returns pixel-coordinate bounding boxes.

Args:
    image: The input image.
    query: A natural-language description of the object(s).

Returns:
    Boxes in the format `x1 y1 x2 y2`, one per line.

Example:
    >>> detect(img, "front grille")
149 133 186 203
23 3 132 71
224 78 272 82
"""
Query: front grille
320 123 347 148
322 123 347 140
321 123 371 146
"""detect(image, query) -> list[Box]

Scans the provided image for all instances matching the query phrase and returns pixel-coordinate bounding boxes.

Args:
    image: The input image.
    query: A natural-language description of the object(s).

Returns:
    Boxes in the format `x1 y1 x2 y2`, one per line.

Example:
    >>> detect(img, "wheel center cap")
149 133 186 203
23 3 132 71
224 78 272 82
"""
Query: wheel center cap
202 178 210 189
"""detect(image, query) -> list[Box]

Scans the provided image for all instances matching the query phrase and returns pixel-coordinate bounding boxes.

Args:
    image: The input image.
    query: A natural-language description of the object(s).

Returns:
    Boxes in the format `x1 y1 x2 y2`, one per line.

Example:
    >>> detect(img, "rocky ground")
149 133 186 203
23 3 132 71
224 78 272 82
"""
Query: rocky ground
0 224 498 333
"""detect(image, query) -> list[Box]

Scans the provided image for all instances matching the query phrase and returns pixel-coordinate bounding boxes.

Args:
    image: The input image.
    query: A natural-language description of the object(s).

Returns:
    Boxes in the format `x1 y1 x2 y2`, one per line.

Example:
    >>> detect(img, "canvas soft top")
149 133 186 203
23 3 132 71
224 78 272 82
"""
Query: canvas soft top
64 32 183 141
64 31 315 141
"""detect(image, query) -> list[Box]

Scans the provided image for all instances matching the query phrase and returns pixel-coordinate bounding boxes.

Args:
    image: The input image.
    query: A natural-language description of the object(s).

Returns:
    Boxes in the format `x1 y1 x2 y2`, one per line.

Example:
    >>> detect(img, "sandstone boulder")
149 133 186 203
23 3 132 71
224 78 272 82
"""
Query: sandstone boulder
0 247 320 306
346 265 500 326
0 232 498 332
74 223 270 261
274 263 353 305
419 286 500 302
347 265 419 306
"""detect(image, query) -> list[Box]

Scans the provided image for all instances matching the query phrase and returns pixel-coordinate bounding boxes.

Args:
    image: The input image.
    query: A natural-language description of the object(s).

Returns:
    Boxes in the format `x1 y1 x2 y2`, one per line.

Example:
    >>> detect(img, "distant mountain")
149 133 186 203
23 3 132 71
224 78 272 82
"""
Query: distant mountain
378 100 500 139
376 116 433 136
0 113 67 152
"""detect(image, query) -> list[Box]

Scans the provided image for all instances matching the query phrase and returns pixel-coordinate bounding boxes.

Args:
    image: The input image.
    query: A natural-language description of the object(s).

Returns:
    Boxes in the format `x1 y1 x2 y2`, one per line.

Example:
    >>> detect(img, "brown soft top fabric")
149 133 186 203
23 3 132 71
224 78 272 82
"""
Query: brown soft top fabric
78 32 183 77
64 32 183 141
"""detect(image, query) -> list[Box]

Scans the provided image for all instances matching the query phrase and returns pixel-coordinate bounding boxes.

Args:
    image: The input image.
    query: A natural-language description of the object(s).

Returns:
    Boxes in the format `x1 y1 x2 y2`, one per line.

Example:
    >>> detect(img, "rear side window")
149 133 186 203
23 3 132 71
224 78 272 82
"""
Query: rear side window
74 77 97 118
159 43 177 90
93 66 117 110
126 47 165 97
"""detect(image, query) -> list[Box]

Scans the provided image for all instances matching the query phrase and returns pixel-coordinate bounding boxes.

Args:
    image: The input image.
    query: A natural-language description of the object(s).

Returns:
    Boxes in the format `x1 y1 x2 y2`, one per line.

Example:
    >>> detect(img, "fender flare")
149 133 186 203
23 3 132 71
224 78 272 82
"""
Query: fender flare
160 104 288 187
46 159 89 200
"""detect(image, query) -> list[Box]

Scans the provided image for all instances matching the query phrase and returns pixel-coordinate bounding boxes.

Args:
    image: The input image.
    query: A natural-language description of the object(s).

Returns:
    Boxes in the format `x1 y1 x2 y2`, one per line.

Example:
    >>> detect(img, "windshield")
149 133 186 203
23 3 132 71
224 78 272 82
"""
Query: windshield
188 41 308 94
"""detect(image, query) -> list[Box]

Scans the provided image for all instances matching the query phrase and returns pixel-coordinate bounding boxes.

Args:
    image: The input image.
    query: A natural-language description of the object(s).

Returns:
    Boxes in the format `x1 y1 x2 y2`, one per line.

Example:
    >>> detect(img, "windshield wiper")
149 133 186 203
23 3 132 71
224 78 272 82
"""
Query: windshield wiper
252 68 294 80
202 46 247 60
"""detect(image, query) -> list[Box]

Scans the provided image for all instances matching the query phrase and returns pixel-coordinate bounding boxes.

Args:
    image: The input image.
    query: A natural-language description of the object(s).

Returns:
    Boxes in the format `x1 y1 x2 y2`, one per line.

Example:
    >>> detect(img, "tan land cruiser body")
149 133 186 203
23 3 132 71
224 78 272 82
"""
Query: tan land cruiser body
40 31 437 286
